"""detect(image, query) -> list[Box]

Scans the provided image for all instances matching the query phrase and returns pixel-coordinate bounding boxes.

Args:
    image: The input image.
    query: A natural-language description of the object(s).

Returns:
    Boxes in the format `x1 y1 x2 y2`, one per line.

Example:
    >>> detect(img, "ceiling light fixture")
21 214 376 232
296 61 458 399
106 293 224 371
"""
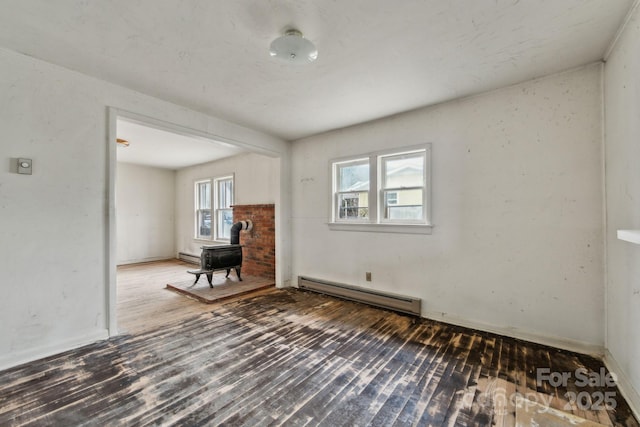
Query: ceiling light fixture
116 138 130 148
269 29 318 64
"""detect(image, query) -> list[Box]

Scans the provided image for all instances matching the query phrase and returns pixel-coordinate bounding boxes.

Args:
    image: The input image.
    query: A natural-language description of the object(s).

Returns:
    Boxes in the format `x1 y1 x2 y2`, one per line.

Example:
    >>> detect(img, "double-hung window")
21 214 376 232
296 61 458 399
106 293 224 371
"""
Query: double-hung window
330 145 431 234
334 158 370 221
195 175 234 241
214 176 233 240
195 180 212 239
379 150 426 223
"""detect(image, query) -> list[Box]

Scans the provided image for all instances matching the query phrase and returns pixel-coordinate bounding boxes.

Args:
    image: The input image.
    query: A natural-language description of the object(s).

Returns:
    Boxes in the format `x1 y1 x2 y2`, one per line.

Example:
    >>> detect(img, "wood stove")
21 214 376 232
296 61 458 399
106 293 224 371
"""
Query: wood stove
187 220 252 287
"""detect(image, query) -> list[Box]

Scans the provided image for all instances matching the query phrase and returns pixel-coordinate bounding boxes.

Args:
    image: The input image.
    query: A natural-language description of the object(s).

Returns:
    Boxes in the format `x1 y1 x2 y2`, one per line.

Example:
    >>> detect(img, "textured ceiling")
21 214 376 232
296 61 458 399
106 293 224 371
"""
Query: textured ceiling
116 119 245 170
0 0 635 141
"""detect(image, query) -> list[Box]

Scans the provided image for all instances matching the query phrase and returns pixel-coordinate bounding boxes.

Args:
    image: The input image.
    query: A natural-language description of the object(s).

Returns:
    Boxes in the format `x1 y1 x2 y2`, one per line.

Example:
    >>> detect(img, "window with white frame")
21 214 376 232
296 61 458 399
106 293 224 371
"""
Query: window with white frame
214 176 234 240
195 175 234 241
379 151 425 223
334 158 370 220
331 145 431 231
195 180 212 239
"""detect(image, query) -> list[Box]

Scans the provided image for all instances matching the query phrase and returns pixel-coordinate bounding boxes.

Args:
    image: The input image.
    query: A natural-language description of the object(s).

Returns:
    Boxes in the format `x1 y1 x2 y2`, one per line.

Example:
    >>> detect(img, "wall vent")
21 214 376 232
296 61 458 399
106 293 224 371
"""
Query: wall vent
298 276 421 316
178 252 200 265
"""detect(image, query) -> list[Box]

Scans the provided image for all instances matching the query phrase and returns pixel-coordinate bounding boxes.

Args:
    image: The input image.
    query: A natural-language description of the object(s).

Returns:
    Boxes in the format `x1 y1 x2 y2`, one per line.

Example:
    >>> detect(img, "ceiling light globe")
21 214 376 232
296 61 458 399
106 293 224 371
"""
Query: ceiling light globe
270 29 318 64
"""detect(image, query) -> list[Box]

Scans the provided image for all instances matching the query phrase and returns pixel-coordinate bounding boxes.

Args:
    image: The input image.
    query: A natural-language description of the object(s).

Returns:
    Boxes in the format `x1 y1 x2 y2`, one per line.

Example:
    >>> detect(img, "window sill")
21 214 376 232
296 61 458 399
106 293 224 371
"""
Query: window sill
327 222 433 235
194 239 231 245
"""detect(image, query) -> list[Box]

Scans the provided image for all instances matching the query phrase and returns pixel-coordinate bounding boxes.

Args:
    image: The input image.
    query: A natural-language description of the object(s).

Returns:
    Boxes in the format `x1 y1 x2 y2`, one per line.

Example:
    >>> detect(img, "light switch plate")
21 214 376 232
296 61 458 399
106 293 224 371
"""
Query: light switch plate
17 158 32 175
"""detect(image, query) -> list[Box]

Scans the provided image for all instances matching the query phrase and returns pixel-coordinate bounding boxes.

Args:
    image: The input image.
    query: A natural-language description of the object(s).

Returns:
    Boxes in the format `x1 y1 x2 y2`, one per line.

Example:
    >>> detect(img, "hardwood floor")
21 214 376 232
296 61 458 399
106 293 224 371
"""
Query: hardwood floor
117 260 275 335
0 260 637 426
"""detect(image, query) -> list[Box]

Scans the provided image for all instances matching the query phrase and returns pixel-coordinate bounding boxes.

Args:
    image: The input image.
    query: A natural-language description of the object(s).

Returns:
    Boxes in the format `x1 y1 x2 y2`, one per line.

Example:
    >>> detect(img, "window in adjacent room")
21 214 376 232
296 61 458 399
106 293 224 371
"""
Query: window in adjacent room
195 175 234 241
214 176 234 240
330 145 431 233
195 180 212 239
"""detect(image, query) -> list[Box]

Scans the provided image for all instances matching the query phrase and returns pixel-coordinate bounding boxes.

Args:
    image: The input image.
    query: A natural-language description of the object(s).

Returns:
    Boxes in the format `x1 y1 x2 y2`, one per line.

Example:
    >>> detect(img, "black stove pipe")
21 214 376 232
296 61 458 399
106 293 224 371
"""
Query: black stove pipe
230 220 252 244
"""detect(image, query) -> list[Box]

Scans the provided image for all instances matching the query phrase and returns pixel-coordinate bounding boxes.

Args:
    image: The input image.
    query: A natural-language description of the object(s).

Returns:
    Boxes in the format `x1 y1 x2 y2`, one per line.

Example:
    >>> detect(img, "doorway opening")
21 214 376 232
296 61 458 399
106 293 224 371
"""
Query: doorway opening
107 109 283 335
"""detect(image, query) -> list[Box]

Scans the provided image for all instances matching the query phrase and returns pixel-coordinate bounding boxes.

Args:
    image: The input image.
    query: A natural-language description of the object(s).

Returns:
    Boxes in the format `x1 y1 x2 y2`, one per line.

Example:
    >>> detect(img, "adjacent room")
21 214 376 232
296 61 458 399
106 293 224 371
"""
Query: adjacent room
114 117 279 332
1 1 639 425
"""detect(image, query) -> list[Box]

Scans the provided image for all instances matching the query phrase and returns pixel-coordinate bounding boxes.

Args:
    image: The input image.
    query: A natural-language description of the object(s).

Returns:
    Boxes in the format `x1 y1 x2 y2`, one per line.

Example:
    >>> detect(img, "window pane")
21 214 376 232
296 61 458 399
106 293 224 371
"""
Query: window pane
198 209 211 237
382 154 424 189
383 189 423 220
225 180 233 207
217 178 233 209
338 162 369 192
386 192 398 205
338 192 369 219
217 209 233 239
198 182 211 209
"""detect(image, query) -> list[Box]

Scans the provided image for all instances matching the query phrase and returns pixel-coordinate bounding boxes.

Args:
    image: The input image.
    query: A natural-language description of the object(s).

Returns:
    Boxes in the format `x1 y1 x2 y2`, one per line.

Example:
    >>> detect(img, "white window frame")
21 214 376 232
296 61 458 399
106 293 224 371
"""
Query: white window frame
329 144 432 235
195 179 212 240
213 175 234 241
332 157 371 223
194 174 235 242
378 150 427 225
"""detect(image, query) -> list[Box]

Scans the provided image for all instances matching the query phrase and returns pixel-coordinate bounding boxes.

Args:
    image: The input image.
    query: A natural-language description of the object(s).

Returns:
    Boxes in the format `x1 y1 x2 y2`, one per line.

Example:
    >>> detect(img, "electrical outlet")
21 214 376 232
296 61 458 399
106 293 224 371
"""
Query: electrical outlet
366 272 372 281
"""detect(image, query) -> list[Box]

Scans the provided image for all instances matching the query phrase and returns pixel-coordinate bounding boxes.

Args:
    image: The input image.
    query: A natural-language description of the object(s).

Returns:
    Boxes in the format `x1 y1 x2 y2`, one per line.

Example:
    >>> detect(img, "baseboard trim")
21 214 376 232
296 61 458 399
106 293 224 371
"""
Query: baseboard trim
423 310 604 357
177 252 201 265
0 329 109 372
117 256 175 266
604 349 640 421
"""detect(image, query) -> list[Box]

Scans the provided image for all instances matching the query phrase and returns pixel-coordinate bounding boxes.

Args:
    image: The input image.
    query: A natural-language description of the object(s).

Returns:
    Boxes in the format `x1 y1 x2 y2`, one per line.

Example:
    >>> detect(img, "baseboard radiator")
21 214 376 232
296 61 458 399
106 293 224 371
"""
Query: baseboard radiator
178 252 200 265
298 276 421 316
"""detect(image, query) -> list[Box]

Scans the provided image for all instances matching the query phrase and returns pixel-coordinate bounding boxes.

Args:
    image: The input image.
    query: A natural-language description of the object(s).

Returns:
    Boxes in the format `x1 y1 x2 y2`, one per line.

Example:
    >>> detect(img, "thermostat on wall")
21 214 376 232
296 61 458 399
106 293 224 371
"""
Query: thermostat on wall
17 158 32 175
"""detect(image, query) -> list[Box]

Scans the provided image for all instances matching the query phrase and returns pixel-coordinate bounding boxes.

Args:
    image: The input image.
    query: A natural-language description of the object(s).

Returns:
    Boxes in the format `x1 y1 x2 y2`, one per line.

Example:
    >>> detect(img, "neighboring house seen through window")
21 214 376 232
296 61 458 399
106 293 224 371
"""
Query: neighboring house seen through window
335 158 370 220
380 151 425 222
331 145 431 233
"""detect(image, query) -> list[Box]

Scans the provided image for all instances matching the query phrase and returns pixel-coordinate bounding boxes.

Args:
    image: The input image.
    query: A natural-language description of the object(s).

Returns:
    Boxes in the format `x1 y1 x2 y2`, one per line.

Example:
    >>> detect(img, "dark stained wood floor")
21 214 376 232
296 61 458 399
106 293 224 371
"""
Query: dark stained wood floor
0 261 637 426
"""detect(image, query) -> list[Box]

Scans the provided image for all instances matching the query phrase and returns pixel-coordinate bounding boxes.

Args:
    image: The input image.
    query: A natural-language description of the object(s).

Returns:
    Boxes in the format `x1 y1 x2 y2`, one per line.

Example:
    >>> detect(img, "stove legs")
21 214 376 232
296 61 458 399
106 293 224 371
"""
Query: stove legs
225 268 242 281
188 265 242 287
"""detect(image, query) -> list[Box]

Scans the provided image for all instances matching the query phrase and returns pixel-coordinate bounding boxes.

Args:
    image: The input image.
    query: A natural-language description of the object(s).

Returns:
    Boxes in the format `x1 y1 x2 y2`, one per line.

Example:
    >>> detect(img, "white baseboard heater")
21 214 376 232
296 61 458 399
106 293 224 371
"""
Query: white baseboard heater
298 276 421 316
178 252 200 265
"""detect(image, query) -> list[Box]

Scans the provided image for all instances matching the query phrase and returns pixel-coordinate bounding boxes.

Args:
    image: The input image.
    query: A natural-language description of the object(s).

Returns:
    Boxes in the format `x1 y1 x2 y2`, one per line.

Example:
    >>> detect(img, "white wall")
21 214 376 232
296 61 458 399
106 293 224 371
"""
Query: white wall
175 152 279 256
291 64 605 351
116 162 175 265
603 3 640 415
0 47 288 370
